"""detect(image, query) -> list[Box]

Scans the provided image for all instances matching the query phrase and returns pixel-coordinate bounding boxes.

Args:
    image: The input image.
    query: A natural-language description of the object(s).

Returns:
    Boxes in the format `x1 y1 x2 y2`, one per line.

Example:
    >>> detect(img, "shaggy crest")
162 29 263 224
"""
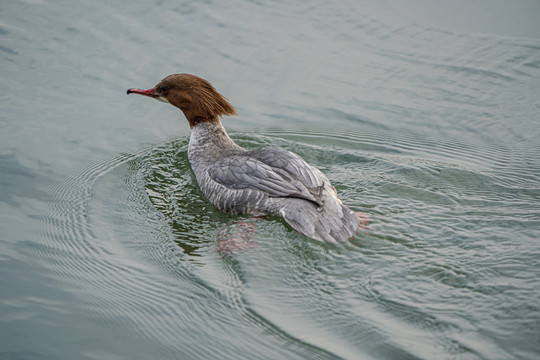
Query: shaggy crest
158 74 237 126
128 73 237 127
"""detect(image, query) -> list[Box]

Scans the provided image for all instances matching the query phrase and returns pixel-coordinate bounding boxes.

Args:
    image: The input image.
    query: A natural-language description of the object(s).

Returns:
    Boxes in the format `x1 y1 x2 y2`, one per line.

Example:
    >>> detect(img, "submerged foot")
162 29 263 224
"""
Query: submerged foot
217 217 262 255
356 211 369 228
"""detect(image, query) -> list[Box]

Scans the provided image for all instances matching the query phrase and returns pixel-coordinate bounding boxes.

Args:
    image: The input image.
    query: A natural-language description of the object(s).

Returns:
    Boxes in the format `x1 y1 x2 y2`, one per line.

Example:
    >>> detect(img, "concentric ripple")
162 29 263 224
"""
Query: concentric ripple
33 136 375 359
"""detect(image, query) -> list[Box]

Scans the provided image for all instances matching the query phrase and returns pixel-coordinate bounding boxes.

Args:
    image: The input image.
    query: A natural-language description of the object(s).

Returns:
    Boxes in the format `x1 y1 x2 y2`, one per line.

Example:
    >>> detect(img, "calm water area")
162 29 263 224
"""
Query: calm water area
1 1 540 359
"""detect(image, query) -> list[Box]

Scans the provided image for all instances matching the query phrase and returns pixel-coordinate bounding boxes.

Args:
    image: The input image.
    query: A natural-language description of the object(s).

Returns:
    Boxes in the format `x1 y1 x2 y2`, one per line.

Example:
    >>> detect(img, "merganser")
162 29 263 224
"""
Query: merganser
127 74 360 243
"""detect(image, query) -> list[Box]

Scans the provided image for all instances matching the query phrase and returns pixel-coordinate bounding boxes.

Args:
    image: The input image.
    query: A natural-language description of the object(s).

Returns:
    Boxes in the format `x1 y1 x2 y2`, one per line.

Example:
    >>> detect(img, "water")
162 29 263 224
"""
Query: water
1 0 540 359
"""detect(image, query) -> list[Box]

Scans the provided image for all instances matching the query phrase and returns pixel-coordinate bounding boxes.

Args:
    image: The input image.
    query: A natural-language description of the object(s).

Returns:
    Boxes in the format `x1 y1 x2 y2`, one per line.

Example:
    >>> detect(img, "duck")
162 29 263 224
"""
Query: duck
127 74 360 243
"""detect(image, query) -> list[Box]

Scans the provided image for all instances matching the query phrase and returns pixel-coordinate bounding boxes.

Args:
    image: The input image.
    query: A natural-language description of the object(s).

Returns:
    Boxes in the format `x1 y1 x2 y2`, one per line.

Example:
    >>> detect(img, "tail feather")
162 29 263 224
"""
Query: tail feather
280 199 359 243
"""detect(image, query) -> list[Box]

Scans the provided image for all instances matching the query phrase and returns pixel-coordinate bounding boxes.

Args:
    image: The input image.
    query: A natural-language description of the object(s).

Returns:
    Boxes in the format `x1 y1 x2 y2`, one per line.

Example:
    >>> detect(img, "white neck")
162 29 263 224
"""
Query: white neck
188 121 244 170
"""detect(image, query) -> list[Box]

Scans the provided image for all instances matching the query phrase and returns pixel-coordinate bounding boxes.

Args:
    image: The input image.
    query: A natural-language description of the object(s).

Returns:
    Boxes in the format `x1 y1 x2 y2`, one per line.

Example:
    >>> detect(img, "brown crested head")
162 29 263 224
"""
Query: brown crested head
127 74 237 127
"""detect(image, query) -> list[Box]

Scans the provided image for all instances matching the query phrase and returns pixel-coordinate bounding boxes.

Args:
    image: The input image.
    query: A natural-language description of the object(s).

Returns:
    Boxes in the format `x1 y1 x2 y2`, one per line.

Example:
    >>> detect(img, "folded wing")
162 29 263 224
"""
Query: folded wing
208 147 326 206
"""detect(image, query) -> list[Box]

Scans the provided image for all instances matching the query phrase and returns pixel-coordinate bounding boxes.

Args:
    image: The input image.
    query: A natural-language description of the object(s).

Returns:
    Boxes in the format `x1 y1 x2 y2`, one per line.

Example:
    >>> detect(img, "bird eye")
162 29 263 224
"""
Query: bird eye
157 85 168 93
